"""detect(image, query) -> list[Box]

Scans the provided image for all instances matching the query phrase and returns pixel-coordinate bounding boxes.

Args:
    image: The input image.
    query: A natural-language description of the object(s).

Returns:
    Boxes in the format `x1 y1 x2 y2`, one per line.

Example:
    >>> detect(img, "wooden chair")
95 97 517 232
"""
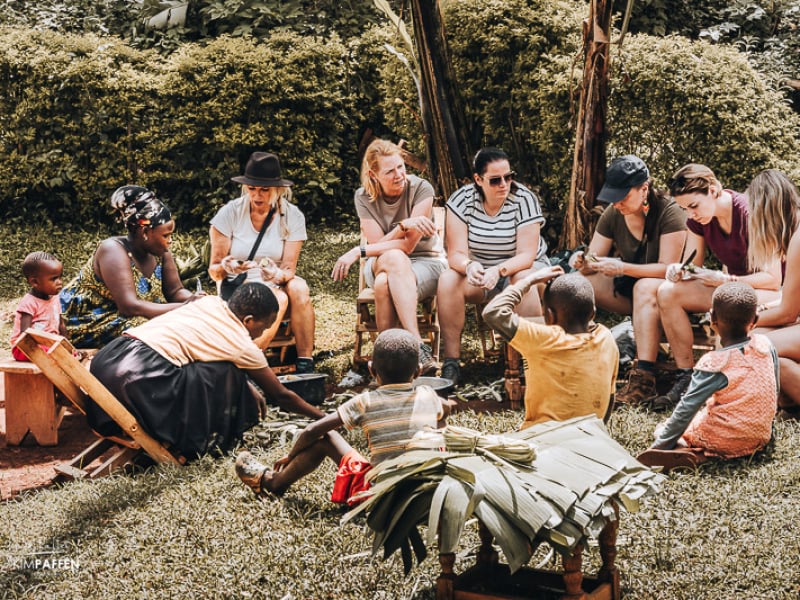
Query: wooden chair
263 311 297 374
13 330 183 480
353 206 445 367
473 304 528 410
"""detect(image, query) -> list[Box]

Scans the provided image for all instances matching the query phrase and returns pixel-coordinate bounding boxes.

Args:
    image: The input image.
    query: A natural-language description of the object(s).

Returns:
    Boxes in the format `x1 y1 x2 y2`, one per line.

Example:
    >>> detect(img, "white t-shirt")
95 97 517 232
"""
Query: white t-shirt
210 195 307 282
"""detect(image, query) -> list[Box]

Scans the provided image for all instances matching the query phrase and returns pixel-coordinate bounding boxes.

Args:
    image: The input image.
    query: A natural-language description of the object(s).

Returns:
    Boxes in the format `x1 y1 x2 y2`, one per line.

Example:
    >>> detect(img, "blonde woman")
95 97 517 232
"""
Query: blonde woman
208 152 316 372
653 164 781 409
332 139 446 375
747 170 800 417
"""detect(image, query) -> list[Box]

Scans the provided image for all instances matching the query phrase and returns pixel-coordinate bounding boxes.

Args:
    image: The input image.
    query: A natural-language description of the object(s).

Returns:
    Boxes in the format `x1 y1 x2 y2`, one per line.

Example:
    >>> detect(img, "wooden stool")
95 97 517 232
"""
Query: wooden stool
437 518 620 600
1 358 64 446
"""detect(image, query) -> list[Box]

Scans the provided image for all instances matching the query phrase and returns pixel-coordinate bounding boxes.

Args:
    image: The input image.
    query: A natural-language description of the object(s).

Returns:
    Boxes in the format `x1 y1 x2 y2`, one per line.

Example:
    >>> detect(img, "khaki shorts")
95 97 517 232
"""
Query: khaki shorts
363 256 447 300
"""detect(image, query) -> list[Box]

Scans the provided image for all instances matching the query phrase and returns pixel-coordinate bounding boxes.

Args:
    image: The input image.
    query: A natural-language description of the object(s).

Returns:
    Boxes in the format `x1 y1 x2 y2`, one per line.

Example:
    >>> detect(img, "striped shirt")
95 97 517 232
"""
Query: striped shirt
337 383 444 464
447 182 547 266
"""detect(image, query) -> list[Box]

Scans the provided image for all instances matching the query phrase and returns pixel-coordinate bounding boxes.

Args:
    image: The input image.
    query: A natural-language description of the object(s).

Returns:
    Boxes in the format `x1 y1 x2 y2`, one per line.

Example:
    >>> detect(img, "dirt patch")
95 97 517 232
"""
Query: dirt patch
0 404 98 500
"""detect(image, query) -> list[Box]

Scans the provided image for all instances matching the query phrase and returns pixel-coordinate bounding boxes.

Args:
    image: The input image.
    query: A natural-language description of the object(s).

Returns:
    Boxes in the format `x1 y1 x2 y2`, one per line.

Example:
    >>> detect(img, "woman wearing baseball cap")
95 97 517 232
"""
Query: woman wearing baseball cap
572 155 687 406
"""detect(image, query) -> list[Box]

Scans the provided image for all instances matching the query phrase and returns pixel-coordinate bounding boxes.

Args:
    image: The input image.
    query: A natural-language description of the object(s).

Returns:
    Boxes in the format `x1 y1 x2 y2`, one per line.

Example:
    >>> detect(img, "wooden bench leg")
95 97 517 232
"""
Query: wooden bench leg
561 542 587 600
4 371 63 446
436 553 456 600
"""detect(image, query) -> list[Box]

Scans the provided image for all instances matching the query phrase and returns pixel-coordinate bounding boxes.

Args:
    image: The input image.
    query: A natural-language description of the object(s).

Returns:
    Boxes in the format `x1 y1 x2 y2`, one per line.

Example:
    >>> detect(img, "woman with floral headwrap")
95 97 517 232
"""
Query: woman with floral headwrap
60 186 202 348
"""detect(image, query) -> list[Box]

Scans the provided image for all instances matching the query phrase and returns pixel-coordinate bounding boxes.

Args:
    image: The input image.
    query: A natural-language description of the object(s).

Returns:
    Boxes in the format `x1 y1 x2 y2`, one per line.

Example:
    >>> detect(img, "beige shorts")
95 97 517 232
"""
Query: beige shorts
363 256 447 300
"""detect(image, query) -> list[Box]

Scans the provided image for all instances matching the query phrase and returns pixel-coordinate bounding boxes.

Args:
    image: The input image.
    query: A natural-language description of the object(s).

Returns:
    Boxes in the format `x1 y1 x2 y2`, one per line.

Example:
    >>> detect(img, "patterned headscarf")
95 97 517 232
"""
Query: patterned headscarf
110 185 172 230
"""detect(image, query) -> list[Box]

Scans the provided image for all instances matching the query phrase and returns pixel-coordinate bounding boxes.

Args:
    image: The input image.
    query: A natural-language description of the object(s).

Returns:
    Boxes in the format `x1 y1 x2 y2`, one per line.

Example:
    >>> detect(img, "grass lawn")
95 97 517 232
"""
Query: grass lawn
1 224 799 599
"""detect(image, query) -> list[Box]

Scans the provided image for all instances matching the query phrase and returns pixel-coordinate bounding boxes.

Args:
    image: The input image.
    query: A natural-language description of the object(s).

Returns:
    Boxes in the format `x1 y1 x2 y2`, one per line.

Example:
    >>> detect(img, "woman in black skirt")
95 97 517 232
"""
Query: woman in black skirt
88 283 324 458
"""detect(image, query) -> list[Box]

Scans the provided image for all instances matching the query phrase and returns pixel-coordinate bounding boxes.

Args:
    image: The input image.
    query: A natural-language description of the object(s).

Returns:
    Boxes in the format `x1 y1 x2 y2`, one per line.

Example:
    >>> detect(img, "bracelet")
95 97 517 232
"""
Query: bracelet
757 303 769 313
464 260 475 274
728 274 738 282
360 245 367 258
396 221 407 232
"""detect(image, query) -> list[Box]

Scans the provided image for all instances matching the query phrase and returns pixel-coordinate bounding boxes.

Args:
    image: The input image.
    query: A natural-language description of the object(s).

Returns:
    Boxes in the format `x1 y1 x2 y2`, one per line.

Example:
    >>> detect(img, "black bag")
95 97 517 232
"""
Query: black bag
218 206 275 302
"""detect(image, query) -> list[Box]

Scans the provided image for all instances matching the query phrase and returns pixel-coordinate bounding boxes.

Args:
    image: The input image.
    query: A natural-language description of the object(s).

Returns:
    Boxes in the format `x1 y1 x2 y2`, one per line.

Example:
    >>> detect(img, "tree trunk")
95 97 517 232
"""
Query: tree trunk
561 0 613 249
410 0 472 202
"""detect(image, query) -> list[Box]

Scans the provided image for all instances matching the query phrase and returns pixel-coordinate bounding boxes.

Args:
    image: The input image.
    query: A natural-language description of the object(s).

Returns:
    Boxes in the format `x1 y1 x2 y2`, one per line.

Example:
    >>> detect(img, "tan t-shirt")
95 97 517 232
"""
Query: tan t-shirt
125 295 267 369
354 175 442 257
511 321 619 428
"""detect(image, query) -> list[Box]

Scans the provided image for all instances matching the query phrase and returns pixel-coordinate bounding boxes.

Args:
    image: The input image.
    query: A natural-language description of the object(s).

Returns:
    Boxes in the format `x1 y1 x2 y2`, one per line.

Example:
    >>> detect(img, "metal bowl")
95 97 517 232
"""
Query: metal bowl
414 376 454 398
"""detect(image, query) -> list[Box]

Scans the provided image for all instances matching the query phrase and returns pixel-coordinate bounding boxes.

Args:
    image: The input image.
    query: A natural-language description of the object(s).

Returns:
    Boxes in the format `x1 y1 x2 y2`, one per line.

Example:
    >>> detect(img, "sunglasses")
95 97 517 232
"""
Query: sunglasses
483 172 515 187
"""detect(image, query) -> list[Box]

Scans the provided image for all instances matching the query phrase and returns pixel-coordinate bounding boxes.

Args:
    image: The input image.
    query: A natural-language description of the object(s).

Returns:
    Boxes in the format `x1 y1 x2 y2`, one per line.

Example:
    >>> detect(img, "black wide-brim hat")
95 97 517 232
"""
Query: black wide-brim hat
232 151 294 187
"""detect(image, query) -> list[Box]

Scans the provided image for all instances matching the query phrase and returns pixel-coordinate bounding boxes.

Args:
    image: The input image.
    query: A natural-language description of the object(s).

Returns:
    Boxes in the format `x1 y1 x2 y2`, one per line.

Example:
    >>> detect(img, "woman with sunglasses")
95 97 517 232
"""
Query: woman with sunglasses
653 164 781 409
437 147 549 385
571 155 686 406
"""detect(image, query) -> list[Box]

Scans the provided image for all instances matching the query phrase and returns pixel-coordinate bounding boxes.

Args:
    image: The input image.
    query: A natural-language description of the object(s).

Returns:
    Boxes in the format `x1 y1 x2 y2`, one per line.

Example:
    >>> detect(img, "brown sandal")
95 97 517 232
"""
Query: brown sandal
636 448 708 472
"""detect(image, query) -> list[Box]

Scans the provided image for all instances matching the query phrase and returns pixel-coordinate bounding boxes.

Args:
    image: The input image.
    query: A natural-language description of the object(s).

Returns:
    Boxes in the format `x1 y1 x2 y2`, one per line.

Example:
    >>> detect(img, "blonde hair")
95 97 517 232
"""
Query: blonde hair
360 138 403 202
668 163 722 198
242 185 292 240
747 169 800 269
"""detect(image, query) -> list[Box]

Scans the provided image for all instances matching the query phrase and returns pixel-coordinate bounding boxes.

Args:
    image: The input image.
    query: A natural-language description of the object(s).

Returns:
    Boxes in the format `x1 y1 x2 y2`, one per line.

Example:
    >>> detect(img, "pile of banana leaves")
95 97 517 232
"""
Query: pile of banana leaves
342 416 665 574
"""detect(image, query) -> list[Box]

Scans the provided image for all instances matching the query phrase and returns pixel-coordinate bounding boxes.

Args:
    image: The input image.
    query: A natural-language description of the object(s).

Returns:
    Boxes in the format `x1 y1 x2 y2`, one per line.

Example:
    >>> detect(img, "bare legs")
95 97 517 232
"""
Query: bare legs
764 324 800 411
263 430 352 495
372 249 422 338
437 267 543 360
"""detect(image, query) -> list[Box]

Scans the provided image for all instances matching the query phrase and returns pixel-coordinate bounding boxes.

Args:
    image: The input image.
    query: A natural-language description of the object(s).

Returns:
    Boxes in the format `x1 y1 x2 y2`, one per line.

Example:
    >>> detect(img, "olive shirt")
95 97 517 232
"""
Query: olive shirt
594 194 687 263
354 175 442 257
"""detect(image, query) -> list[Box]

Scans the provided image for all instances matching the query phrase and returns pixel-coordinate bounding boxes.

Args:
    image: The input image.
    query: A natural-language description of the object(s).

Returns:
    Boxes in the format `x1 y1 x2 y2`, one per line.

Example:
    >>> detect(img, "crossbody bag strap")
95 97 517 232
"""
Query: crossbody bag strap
246 206 276 262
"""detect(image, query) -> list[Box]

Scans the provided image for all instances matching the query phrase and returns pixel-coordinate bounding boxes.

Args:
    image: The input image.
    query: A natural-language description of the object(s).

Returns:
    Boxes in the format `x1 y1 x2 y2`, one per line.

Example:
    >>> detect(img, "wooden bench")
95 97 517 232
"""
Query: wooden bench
0 358 64 446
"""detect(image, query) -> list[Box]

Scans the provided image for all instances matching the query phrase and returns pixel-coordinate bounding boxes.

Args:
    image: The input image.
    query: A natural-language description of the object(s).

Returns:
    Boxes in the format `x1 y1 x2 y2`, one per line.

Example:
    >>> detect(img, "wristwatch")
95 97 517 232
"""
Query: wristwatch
360 245 367 258
499 265 508 277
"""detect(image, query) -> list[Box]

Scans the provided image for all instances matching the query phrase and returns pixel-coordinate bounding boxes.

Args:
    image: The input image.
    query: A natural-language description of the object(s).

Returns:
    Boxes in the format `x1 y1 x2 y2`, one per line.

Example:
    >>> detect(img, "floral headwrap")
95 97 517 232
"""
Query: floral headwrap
110 185 172 230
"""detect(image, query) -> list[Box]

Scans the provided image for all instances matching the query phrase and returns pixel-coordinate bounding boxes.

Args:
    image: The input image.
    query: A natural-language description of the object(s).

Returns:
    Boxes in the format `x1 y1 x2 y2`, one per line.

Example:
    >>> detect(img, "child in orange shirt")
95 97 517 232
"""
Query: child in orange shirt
648 281 778 458
10 252 66 361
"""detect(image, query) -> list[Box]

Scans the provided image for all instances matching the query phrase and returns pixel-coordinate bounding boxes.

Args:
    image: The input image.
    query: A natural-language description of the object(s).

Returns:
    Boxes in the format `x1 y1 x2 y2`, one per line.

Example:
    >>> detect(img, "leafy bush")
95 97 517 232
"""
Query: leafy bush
607 34 800 188
0 27 380 227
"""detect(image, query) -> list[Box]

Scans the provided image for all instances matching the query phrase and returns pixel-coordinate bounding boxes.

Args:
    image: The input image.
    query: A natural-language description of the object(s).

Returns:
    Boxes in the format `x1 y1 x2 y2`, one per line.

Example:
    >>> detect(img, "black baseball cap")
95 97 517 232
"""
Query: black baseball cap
597 155 650 203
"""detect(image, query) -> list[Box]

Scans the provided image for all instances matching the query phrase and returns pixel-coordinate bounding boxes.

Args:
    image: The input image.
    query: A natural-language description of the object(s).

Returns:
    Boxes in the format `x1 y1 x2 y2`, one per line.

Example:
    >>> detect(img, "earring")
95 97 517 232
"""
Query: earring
642 197 650 216
144 234 149 241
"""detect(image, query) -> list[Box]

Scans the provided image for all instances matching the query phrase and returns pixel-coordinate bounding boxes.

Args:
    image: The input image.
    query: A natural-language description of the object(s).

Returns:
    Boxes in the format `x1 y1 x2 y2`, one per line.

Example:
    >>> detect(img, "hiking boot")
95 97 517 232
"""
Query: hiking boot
615 367 657 406
419 343 438 376
295 357 314 374
440 359 461 387
651 369 693 412
235 451 270 497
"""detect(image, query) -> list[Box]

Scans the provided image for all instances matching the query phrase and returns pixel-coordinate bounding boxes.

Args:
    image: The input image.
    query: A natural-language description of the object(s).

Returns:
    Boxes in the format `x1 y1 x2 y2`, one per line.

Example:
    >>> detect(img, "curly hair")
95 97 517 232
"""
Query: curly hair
712 281 758 334
372 328 420 384
227 282 279 322
21 251 59 279
543 273 595 323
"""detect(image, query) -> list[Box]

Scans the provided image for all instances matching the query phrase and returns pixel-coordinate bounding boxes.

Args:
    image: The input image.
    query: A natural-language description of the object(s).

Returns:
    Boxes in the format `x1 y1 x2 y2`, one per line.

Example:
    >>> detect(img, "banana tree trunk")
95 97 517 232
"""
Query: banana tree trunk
561 0 613 249
410 0 471 201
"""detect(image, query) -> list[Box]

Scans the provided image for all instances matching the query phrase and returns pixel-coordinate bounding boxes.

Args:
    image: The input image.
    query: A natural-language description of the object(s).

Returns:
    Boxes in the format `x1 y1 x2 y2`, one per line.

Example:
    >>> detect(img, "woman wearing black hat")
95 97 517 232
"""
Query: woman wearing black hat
60 186 202 348
208 151 316 373
572 155 686 406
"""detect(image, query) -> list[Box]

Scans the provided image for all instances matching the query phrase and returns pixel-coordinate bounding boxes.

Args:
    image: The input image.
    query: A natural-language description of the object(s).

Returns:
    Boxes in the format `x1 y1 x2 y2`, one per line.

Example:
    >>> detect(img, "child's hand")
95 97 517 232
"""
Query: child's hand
530 265 564 285
273 455 291 472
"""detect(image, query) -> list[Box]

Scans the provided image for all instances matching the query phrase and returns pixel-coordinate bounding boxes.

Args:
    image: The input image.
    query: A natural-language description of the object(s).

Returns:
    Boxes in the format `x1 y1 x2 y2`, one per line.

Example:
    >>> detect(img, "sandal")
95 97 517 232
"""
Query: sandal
235 451 272 498
636 448 708 473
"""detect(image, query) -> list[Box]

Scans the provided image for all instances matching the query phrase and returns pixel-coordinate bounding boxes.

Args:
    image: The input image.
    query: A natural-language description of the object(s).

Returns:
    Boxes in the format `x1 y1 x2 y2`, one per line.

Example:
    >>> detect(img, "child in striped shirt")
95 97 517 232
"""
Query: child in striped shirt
236 329 454 503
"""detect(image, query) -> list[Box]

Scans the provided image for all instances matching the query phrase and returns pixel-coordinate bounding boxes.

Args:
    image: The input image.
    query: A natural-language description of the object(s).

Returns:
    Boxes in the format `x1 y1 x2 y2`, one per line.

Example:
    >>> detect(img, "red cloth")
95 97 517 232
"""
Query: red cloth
331 450 372 506
11 346 30 362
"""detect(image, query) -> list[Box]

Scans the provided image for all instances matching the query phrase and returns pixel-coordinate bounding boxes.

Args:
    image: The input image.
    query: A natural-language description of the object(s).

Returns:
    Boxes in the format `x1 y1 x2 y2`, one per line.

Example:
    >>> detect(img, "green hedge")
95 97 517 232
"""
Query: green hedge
2 1 800 239
0 28 377 227
607 34 800 189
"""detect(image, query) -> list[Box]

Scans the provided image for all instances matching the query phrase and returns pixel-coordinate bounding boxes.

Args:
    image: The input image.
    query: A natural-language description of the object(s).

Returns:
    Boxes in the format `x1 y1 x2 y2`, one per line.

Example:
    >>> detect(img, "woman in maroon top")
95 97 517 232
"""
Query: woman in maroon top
654 164 781 408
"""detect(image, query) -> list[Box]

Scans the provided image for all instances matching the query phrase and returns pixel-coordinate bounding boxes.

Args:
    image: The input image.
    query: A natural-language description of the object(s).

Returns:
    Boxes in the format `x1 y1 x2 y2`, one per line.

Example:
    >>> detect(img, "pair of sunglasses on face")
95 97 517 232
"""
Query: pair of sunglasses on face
482 172 515 187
